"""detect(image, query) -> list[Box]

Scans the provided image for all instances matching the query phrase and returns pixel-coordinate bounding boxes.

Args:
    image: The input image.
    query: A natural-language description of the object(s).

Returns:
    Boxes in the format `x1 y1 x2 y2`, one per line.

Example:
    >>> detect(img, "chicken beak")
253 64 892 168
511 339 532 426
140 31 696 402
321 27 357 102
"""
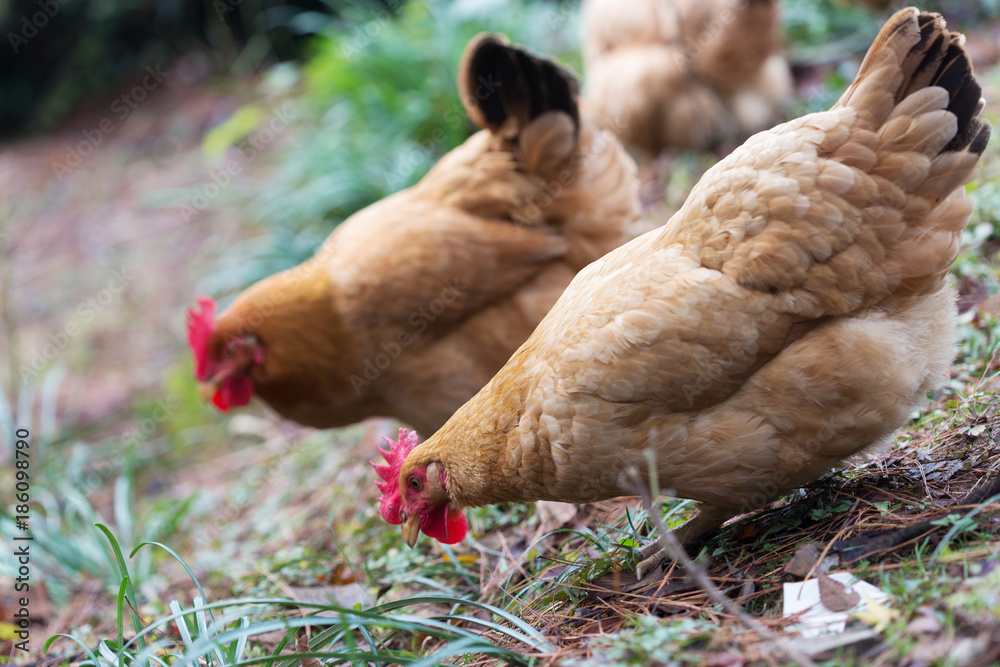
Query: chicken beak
198 381 220 402
402 514 421 548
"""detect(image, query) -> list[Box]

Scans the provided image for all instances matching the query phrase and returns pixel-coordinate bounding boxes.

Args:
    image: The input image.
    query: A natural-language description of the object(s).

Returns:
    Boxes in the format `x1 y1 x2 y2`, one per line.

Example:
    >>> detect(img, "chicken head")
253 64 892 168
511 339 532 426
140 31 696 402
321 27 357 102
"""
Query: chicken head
373 428 468 547
187 296 263 411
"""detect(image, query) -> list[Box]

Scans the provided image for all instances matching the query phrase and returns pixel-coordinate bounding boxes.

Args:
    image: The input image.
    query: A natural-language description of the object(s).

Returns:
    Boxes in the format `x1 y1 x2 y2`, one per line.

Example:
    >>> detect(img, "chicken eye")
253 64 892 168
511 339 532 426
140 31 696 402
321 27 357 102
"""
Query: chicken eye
407 476 422 491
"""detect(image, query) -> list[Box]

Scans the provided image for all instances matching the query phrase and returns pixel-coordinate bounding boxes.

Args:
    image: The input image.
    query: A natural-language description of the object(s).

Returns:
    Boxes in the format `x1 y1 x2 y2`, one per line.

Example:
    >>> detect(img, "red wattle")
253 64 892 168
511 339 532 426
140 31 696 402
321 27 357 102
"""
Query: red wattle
421 504 468 544
212 390 229 411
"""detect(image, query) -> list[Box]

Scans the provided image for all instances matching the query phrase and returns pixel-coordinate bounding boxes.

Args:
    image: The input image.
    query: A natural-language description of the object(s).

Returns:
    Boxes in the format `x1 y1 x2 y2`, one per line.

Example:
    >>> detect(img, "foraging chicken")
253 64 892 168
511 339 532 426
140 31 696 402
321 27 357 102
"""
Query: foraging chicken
581 0 793 155
186 34 639 435
375 10 990 569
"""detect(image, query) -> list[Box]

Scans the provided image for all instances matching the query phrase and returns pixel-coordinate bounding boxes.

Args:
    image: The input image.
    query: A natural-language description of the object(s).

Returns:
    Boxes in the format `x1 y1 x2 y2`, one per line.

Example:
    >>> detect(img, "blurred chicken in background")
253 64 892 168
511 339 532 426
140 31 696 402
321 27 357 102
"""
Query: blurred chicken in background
581 0 793 177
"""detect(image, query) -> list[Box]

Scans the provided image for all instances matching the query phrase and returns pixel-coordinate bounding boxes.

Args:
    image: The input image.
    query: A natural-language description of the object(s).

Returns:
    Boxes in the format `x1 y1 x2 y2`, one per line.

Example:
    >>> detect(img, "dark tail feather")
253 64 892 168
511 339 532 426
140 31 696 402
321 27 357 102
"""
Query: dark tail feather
458 33 579 134
905 12 990 154
841 8 990 158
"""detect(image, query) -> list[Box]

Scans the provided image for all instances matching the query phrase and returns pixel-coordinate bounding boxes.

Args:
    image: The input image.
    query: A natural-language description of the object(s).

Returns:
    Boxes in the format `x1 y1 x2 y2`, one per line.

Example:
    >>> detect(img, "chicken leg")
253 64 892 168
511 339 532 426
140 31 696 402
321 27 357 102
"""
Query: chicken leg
634 504 734 580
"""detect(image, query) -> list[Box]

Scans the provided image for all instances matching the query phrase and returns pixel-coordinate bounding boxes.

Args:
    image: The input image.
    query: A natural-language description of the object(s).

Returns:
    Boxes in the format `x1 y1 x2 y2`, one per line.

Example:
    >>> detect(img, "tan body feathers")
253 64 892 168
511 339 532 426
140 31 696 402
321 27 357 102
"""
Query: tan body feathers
581 0 793 155
198 35 639 434
399 9 990 547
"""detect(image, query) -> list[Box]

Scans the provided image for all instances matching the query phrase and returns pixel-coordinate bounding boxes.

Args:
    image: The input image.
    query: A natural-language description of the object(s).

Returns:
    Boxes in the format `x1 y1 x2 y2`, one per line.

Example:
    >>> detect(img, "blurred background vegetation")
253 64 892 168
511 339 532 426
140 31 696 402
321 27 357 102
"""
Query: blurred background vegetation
10 0 998 286
2 0 997 138
3 0 998 301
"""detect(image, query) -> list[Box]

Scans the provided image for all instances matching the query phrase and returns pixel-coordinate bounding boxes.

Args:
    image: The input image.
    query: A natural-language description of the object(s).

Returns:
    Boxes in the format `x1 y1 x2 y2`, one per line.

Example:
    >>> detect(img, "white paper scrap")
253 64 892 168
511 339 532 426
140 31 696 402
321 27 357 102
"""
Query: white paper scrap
783 572 890 637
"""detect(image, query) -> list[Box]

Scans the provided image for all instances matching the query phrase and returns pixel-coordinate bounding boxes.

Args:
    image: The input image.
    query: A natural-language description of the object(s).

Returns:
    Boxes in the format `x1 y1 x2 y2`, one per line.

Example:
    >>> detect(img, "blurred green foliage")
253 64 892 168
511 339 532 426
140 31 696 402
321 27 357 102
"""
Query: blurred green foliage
782 0 1000 66
199 0 582 298
0 0 396 137
782 0 881 64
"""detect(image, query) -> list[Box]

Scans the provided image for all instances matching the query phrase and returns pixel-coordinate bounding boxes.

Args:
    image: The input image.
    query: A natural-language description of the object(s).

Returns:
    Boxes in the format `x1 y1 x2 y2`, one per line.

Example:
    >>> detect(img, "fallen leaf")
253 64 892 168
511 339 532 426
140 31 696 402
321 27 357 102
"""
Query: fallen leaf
817 571 860 612
296 627 323 667
833 523 938 564
853 592 899 632
442 553 479 566
733 520 765 541
318 563 357 585
921 459 964 483
784 573 889 637
785 542 823 578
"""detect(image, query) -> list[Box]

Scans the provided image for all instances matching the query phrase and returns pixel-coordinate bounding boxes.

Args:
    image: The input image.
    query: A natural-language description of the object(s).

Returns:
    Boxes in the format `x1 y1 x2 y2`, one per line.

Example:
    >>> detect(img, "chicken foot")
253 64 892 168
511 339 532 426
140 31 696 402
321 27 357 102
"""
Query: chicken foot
634 504 733 580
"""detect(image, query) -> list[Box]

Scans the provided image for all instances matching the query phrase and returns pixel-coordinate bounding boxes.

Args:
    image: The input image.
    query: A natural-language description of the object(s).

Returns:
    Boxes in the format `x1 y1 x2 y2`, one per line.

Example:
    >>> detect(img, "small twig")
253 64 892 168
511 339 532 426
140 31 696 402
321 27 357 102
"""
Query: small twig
802 524 855 583
624 467 819 667
915 459 934 502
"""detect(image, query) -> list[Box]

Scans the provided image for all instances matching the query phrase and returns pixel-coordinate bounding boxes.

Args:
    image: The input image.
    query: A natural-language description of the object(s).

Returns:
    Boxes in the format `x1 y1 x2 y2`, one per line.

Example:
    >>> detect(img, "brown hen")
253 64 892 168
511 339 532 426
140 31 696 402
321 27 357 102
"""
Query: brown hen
378 10 990 571
581 0 793 155
186 34 639 434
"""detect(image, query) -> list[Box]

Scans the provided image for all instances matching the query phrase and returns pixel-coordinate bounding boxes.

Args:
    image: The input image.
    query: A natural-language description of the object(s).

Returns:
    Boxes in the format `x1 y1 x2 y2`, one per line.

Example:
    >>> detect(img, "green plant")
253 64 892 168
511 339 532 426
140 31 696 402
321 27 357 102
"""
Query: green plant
197 0 581 299
45 525 550 666
566 615 715 667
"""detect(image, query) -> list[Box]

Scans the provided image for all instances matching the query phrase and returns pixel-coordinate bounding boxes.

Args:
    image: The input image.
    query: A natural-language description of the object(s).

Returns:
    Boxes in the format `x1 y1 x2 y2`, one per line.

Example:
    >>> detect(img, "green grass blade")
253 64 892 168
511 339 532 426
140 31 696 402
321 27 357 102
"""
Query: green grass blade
116 577 128 667
44 633 104 666
931 492 1000 562
132 541 216 626
373 595 555 652
96 523 148 660
113 465 135 552
406 636 529 667
232 616 250 663
100 640 123 666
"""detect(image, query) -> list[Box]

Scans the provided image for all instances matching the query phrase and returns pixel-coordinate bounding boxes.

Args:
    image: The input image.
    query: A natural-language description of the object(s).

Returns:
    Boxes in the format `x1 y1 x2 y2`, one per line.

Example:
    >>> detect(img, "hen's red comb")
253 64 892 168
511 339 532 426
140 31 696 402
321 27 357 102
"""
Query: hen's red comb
186 297 217 380
373 428 420 525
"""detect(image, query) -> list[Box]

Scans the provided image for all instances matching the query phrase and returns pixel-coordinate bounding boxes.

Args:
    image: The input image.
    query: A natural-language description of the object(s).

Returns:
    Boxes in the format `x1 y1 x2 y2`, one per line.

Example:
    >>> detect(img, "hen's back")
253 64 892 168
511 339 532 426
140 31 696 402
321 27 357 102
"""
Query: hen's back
580 0 792 154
